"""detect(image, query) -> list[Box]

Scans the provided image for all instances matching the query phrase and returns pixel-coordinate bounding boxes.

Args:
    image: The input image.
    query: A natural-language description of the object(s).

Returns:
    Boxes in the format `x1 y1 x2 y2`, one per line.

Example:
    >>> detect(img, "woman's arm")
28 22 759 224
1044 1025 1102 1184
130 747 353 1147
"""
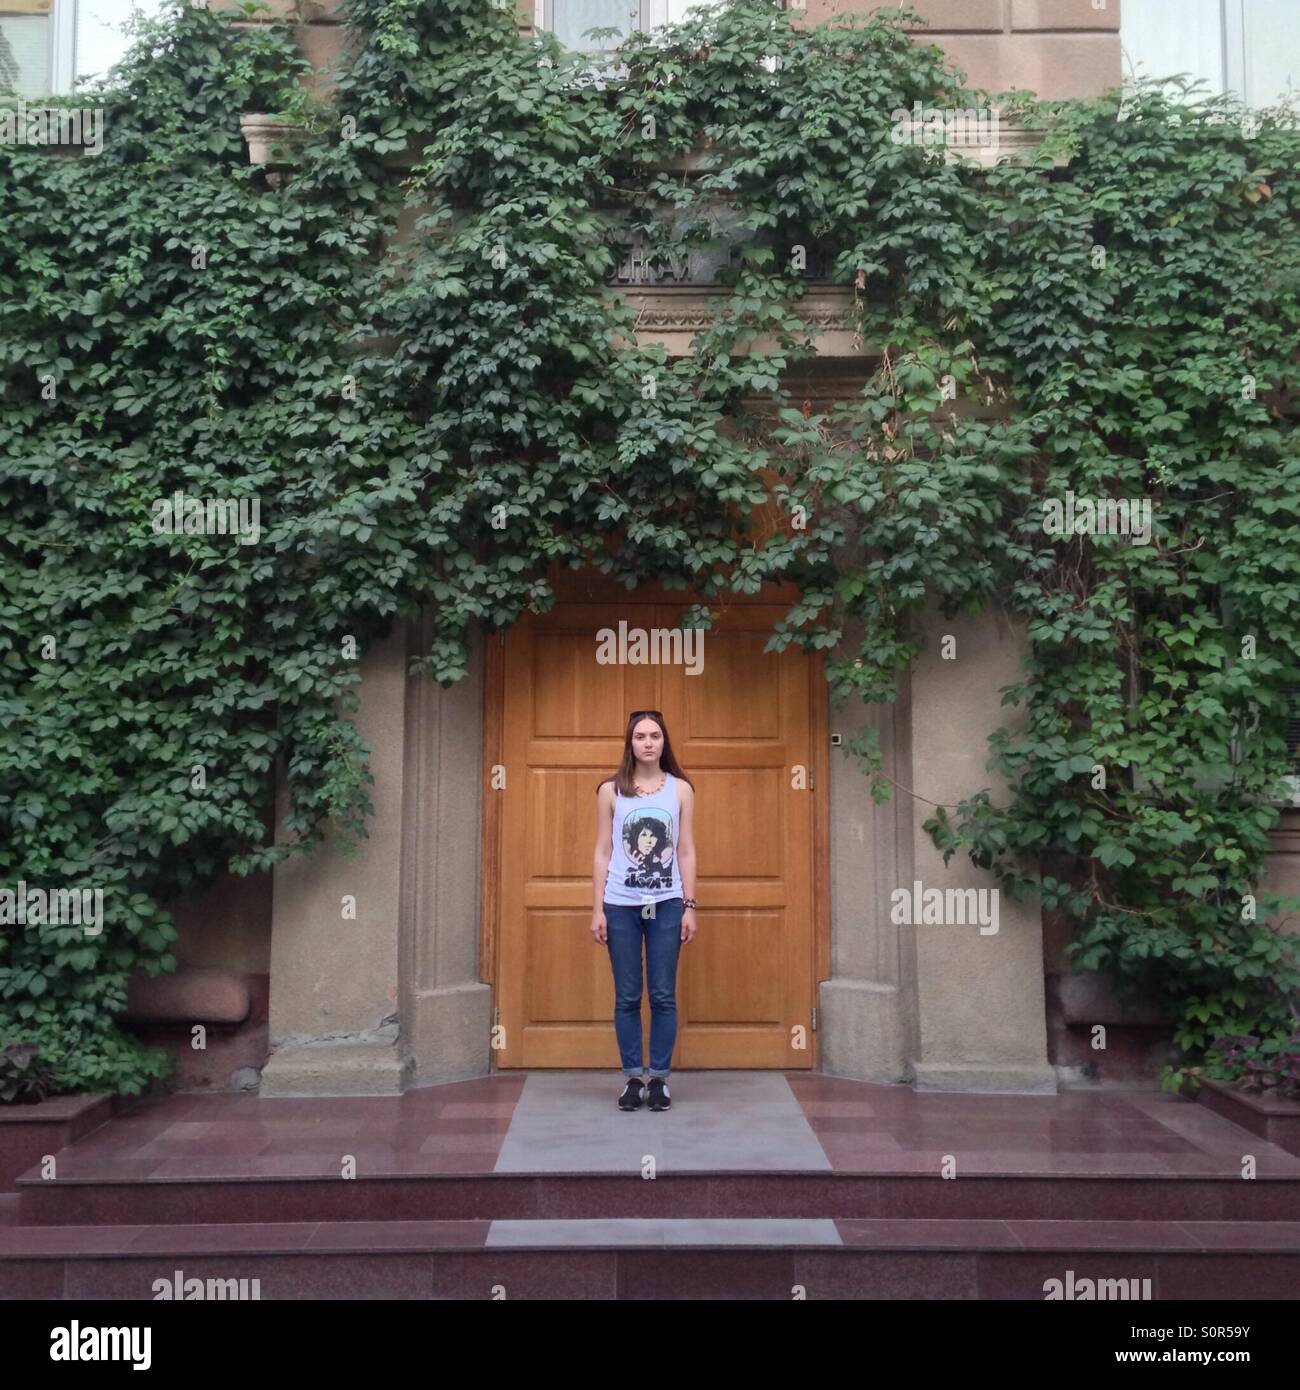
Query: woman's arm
591 781 614 943
677 781 697 944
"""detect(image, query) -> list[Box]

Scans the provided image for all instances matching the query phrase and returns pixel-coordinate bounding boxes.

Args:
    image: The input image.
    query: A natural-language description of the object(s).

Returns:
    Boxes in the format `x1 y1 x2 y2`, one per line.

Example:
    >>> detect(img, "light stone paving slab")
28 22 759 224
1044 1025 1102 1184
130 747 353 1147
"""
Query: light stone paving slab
493 1071 832 1173
484 1218 844 1247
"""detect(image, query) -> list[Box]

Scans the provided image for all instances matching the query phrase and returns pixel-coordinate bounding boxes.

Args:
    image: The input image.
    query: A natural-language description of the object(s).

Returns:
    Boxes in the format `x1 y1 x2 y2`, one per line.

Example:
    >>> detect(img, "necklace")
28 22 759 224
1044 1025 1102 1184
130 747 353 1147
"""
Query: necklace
634 772 666 797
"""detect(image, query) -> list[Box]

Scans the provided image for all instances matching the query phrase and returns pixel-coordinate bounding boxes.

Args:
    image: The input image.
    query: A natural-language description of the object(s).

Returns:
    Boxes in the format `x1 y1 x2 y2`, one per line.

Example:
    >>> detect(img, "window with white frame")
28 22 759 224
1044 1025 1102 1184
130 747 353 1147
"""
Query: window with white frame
0 0 160 98
1121 0 1300 109
539 0 720 54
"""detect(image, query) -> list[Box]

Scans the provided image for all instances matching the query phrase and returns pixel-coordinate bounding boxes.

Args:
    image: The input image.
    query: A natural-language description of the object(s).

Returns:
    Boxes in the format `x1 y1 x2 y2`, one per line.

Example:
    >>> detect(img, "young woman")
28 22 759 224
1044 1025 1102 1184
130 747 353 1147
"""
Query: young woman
591 710 697 1112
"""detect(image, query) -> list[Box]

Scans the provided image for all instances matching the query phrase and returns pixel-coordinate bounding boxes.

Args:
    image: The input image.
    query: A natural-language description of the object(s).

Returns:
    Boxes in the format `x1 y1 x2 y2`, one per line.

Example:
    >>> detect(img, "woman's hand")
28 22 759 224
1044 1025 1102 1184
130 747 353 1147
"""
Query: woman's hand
590 910 607 944
680 907 696 945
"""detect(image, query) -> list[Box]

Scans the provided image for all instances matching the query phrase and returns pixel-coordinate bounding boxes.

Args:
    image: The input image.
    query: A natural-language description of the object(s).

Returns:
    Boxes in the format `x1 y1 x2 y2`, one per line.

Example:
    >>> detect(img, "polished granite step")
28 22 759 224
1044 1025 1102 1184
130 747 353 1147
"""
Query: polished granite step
14 1168 1300 1226
3 1216 1297 1300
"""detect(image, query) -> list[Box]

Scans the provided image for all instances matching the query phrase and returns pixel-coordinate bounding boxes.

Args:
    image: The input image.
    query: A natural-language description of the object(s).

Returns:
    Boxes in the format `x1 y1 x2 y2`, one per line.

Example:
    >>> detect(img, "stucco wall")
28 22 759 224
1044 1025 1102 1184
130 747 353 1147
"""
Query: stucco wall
221 0 1122 102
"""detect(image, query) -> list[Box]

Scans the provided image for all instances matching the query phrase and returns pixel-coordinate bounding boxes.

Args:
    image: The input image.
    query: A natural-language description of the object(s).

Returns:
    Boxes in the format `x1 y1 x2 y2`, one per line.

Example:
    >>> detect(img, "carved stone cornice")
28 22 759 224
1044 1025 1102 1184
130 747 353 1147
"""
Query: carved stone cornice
618 287 876 358
239 116 1063 172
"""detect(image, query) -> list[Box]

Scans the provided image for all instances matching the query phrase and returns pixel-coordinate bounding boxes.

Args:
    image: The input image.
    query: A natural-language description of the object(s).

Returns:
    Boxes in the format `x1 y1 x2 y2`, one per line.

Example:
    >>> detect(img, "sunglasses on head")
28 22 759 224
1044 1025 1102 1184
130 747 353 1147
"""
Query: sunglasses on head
629 710 663 722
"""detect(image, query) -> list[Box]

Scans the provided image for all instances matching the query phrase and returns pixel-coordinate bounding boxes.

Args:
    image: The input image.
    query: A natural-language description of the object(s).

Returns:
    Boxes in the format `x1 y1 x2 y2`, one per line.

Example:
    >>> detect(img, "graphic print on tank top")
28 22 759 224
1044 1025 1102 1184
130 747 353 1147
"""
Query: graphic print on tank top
621 807 675 891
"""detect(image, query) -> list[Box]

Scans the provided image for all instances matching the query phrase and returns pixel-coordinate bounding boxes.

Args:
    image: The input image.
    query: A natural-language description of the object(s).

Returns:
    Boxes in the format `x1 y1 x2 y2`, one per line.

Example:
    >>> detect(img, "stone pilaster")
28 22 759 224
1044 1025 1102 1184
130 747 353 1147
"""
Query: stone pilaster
259 616 492 1095
400 616 493 1086
906 604 1056 1092
820 627 916 1083
261 626 411 1095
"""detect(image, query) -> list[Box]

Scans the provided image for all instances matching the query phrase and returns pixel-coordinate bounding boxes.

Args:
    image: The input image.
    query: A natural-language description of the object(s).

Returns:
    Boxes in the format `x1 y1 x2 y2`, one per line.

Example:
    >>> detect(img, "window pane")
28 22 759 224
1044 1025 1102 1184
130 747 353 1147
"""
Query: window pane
550 0 638 51
75 0 162 86
0 7 51 99
1243 0 1300 107
666 0 719 20
1121 0 1227 95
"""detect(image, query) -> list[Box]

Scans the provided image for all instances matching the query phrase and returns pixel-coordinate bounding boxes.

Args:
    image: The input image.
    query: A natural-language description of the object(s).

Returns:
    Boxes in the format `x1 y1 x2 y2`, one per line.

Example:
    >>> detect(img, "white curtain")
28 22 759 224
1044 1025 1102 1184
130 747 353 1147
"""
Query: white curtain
0 14 50 98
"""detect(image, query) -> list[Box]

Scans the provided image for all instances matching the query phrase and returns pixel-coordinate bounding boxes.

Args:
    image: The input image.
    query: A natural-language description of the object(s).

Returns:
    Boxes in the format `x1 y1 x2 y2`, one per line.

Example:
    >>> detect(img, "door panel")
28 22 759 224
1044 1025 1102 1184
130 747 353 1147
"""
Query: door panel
495 592 818 1068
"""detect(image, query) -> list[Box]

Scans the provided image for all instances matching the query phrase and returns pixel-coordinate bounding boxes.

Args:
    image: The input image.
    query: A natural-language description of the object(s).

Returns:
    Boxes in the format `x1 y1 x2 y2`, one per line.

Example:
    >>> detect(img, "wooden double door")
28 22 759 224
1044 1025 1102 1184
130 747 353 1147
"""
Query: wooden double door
491 575 822 1070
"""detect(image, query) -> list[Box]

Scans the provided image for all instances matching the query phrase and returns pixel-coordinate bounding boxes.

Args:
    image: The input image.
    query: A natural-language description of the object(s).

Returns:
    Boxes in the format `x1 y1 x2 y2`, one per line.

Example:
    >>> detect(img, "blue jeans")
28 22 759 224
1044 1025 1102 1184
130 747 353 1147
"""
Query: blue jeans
604 898 683 1078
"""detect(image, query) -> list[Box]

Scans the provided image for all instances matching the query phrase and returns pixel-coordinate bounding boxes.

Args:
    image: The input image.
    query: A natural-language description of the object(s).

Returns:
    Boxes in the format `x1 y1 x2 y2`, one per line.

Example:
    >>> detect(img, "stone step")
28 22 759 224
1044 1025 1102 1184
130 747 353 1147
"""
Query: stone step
14 1168 1300 1226
2 1217 1296 1300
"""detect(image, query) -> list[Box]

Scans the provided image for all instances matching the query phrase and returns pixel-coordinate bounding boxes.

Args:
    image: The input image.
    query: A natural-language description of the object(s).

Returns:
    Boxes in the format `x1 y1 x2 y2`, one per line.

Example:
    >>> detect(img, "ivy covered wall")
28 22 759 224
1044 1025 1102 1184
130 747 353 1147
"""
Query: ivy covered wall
2 0 1298 1098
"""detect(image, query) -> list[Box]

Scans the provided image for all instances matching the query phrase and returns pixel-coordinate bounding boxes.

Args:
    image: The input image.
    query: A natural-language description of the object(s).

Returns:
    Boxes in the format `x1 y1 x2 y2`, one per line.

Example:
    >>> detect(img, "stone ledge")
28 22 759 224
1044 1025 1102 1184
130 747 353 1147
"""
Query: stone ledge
125 967 251 1025
912 1060 1059 1094
0 1093 111 1123
259 1040 412 1096
890 117 1066 168
1195 1075 1300 1158
0 1094 116 1191
240 112 1061 172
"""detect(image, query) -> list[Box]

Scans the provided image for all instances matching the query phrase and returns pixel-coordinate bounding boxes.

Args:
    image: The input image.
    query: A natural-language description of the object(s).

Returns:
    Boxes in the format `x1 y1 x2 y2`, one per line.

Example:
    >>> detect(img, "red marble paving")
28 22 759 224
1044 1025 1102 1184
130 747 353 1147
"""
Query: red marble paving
20 1075 526 1183
785 1074 1300 1178
11 1071 1300 1191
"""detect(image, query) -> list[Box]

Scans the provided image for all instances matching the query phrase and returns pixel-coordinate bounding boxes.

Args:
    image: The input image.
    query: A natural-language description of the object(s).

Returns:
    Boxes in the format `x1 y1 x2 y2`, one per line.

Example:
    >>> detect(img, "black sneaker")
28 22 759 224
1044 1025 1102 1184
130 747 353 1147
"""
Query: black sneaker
647 1078 671 1111
618 1078 645 1111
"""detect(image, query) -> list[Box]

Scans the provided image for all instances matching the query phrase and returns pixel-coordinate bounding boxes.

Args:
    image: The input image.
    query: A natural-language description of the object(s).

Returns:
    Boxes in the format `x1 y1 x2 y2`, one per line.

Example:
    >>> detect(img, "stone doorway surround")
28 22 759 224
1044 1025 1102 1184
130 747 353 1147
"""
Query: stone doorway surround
259 603 1055 1095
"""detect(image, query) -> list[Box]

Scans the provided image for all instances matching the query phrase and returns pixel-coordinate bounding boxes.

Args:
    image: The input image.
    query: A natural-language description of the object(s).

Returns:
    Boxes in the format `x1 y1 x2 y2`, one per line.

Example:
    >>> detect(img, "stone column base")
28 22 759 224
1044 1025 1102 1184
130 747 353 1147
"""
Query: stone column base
912 1060 1058 1094
405 982 493 1087
818 978 909 1083
259 1041 412 1096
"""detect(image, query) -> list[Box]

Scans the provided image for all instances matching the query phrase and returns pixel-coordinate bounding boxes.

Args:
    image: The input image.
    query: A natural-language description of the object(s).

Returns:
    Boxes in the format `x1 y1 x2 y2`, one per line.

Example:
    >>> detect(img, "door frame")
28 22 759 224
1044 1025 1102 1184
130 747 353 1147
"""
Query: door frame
479 573 832 1069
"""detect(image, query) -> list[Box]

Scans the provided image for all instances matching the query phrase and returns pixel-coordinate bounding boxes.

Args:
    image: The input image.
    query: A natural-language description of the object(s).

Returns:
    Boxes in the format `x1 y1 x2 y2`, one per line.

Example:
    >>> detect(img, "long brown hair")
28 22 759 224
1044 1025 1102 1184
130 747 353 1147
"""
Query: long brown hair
598 710 694 796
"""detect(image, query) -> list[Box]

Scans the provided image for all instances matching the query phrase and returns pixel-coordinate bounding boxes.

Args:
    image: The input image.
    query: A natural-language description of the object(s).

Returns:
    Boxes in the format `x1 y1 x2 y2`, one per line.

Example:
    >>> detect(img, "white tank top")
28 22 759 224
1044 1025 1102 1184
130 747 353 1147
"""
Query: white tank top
603 772 683 907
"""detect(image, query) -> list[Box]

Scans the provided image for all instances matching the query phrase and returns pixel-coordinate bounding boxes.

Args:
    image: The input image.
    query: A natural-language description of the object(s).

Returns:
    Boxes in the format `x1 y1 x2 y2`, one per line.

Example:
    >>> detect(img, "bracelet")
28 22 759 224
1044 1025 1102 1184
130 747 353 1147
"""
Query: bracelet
683 897 697 910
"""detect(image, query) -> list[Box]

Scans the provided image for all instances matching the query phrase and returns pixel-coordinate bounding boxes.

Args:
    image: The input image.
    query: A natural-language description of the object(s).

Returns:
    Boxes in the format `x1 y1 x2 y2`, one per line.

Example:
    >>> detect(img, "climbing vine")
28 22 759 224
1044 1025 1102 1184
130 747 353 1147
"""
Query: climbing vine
2 0 1298 1095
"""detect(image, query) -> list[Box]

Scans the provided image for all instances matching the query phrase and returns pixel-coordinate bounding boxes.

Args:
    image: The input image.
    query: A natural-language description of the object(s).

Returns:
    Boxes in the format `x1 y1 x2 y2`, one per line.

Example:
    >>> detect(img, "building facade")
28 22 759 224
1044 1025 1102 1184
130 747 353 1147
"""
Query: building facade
125 0 1300 1097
